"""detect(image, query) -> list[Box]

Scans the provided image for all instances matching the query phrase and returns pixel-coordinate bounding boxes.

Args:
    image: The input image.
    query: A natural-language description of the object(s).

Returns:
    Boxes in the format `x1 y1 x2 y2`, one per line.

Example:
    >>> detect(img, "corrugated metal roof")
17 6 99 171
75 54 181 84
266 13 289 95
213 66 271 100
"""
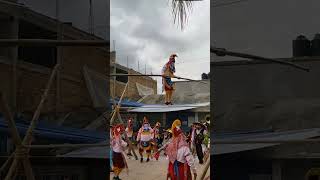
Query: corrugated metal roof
212 128 320 155
139 80 210 105
128 102 210 112
58 144 107 159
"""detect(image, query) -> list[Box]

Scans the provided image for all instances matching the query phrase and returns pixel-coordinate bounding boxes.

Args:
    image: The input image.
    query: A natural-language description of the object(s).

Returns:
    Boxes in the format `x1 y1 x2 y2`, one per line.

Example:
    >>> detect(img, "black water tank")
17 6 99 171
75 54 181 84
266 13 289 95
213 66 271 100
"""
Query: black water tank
293 35 311 57
311 33 320 56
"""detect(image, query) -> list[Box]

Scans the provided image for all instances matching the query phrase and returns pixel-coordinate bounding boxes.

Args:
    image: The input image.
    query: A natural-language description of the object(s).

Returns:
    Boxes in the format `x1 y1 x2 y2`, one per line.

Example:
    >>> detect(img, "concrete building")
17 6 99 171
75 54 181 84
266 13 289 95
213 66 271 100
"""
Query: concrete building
212 57 320 180
0 2 108 179
129 80 210 130
0 1 110 129
110 51 157 101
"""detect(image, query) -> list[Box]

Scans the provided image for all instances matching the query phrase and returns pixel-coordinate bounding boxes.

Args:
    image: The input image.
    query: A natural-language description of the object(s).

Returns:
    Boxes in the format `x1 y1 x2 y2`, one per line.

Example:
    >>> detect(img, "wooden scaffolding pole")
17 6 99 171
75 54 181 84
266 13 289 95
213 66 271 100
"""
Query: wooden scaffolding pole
199 156 210 180
0 39 109 47
110 82 128 125
1 64 59 180
110 82 138 160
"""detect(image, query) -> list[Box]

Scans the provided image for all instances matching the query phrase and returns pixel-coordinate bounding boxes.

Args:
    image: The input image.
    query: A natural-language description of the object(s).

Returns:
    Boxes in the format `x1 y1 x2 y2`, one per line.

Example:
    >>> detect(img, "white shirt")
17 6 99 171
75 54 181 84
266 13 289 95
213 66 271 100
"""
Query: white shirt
125 127 133 137
177 146 197 174
137 127 153 142
160 139 197 174
112 138 127 153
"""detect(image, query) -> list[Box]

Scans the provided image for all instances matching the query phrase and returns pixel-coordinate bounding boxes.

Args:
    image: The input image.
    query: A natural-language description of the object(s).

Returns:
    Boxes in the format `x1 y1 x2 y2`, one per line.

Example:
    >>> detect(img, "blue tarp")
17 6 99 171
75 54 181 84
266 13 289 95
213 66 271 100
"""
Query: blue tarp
0 117 106 143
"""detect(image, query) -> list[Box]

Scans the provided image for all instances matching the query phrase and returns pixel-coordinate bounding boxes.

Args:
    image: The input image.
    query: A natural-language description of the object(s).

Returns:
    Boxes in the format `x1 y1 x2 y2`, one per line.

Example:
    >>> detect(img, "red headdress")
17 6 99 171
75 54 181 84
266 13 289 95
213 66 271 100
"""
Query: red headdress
165 119 188 163
112 124 125 137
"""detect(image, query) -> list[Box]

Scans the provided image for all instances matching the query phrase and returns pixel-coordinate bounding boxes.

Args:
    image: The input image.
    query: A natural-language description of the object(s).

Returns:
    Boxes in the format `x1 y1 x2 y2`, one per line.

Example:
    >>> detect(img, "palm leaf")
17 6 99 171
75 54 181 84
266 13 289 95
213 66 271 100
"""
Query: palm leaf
171 0 193 30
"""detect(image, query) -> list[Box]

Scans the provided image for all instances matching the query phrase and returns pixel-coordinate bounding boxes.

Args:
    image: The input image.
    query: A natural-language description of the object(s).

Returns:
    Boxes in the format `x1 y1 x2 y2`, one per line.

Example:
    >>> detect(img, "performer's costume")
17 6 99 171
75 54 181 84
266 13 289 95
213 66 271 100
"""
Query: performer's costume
194 123 207 164
137 118 154 162
111 124 127 180
125 118 134 156
161 120 197 180
162 54 177 105
152 122 161 160
189 124 197 156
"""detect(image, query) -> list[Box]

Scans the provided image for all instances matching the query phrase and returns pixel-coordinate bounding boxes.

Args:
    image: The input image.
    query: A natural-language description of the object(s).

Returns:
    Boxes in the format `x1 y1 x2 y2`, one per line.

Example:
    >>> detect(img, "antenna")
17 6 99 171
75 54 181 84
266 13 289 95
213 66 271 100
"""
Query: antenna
127 56 129 69
113 40 116 51
89 0 94 34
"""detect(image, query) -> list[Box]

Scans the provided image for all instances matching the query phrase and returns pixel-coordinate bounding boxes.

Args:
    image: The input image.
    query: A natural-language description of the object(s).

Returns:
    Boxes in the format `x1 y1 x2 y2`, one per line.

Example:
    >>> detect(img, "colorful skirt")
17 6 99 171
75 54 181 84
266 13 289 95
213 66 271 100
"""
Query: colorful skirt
163 77 174 91
112 151 125 169
168 160 192 180
139 141 152 152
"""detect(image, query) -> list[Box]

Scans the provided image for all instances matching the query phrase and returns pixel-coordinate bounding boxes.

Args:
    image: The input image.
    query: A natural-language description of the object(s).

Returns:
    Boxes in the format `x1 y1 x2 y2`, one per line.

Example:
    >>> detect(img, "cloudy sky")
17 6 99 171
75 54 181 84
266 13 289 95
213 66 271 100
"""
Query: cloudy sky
212 0 320 61
21 0 210 94
111 0 210 93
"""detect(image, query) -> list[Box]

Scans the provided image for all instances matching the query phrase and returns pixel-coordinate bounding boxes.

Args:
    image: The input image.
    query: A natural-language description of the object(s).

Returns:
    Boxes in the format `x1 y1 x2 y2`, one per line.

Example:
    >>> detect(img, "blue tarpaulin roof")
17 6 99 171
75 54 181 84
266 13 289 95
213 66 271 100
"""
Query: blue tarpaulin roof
109 98 144 107
0 117 106 143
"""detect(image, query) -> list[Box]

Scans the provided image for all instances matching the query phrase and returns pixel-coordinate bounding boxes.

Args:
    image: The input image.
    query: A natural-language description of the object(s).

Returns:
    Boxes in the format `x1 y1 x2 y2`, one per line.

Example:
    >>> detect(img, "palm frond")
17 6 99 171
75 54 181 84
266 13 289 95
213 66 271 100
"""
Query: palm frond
171 0 193 30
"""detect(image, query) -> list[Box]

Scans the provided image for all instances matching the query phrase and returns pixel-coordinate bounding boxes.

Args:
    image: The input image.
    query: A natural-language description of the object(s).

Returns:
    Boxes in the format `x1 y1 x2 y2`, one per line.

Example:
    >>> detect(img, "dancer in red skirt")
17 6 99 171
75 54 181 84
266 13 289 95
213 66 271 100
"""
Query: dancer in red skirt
164 119 197 180
111 124 127 180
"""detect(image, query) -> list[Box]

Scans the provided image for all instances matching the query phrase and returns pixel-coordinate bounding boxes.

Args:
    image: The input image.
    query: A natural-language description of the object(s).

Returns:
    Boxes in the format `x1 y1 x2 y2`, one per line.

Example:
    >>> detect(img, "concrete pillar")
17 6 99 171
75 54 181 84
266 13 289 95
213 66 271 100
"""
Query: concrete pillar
272 160 282 180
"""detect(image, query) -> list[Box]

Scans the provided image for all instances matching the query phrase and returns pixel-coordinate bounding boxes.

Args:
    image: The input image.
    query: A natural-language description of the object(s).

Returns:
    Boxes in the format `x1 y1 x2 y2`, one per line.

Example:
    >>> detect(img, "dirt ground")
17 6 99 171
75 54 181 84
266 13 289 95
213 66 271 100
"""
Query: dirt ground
110 151 210 180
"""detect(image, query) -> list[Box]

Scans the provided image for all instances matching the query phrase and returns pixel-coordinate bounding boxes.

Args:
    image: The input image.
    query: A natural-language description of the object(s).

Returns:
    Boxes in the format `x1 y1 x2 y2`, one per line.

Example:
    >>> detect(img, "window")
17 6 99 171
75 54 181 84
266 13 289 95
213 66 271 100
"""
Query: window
115 68 128 83
18 20 57 68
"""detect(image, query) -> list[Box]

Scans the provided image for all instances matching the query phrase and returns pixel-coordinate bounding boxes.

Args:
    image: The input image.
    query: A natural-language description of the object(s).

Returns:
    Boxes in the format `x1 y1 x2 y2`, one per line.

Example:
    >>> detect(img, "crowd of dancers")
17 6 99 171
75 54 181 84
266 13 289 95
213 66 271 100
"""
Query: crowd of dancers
110 116 210 180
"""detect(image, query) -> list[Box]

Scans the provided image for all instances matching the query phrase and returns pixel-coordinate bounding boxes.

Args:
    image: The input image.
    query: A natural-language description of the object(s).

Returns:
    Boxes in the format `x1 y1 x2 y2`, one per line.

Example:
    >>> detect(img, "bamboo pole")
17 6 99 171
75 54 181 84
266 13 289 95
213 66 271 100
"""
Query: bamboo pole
110 82 128 124
199 156 210 180
3 64 59 180
22 64 60 145
0 153 13 174
110 74 208 84
56 0 63 120
117 110 138 160
4 158 18 180
0 93 22 145
211 47 310 72
0 39 109 47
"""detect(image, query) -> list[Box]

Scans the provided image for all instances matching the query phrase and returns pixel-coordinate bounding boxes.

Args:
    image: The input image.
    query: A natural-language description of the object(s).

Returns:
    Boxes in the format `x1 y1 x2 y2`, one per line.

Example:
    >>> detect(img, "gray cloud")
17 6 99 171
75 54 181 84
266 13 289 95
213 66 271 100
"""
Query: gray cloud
111 0 210 93
18 0 210 93
212 0 320 61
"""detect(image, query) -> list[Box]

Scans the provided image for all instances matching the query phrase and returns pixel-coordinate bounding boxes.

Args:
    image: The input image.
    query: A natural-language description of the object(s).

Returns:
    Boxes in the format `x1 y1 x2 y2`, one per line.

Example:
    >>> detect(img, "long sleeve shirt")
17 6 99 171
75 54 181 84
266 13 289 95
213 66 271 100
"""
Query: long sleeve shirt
160 139 197 174
111 138 127 153
177 146 197 174
125 127 133 138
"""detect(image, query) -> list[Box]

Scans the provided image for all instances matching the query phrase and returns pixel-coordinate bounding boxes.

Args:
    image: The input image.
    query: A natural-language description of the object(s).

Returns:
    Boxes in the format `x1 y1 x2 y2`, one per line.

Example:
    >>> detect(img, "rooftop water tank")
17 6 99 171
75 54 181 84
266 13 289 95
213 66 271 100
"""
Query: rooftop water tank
292 35 311 57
